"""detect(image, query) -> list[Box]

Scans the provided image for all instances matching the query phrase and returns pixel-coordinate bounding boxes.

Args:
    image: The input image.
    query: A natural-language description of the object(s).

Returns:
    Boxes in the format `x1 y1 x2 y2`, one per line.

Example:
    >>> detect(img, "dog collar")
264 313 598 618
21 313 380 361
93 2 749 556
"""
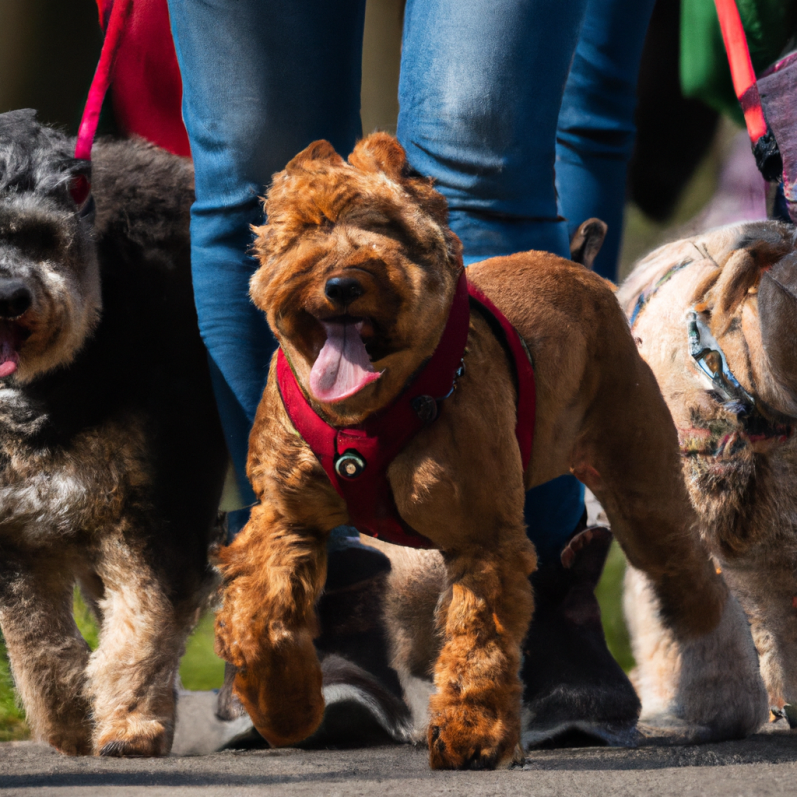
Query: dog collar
685 306 795 446
277 270 535 549
687 308 756 414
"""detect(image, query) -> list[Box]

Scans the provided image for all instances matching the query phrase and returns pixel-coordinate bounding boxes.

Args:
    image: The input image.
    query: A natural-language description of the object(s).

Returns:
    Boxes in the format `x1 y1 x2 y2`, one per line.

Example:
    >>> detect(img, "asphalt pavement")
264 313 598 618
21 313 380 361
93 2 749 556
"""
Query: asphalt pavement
2 729 797 797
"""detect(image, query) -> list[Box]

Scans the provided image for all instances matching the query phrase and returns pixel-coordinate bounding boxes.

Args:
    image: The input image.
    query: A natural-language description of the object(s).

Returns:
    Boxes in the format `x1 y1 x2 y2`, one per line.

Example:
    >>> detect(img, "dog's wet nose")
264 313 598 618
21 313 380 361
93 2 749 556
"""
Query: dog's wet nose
325 276 364 307
0 279 32 319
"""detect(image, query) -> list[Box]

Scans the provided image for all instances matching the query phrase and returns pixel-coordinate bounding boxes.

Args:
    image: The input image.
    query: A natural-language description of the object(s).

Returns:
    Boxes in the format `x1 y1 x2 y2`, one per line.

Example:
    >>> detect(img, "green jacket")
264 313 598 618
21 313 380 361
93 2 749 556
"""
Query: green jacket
681 0 797 124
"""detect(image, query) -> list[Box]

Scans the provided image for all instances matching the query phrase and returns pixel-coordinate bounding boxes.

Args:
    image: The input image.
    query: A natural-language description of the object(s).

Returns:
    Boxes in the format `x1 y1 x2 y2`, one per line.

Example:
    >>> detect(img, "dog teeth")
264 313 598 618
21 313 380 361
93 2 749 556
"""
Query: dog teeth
355 321 364 332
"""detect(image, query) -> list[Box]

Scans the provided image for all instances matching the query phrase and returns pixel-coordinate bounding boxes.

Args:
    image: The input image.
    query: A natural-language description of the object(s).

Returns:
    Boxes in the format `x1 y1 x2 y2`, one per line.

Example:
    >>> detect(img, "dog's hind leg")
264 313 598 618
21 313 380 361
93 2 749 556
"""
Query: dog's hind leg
214 501 327 747
87 535 196 757
573 349 768 741
0 555 92 754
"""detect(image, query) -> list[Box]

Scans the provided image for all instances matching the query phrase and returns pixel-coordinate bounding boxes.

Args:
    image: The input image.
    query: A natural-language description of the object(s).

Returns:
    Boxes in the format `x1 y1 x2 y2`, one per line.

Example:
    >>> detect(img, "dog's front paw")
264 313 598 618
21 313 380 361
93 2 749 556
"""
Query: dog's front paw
48 730 93 757
95 717 172 757
232 629 325 747
427 700 521 770
676 596 768 740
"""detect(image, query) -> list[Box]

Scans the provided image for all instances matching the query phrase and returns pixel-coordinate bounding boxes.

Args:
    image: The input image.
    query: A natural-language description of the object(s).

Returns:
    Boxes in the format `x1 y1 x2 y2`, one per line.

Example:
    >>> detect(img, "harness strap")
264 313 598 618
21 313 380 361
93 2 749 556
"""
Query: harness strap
467 283 536 470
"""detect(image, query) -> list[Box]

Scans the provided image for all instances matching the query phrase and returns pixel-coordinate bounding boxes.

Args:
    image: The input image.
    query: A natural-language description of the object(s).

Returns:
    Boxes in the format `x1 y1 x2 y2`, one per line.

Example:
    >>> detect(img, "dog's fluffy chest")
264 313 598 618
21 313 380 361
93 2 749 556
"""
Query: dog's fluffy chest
0 387 149 545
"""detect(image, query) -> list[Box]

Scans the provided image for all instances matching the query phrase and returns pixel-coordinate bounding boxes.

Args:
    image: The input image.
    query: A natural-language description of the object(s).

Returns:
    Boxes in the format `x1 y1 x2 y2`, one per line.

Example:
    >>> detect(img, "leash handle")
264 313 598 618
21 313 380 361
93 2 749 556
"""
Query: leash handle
75 0 133 162
713 0 782 181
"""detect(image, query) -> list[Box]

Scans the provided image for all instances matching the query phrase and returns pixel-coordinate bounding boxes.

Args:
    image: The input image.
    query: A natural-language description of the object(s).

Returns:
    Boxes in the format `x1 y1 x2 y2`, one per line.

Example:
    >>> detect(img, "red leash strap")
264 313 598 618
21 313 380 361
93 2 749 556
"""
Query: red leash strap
713 0 782 181
714 0 766 141
72 0 133 203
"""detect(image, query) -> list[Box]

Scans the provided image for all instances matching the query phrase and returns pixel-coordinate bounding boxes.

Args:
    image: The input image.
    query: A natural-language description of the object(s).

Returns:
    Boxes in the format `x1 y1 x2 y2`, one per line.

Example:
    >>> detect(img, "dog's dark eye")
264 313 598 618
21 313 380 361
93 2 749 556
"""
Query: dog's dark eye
10 225 59 254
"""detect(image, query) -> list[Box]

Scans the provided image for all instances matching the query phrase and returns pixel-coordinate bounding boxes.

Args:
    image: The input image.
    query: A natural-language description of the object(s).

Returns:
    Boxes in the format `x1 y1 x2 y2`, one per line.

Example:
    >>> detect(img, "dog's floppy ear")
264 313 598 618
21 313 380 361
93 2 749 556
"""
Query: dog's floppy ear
285 140 345 172
759 250 797 401
708 224 796 326
348 133 408 181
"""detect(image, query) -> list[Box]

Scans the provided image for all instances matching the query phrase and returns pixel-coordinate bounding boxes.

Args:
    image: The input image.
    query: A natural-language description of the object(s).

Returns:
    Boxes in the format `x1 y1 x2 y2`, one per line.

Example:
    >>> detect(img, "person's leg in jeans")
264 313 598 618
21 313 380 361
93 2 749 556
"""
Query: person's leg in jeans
167 0 404 732
166 0 367 535
398 0 587 572
398 0 648 743
556 0 657 281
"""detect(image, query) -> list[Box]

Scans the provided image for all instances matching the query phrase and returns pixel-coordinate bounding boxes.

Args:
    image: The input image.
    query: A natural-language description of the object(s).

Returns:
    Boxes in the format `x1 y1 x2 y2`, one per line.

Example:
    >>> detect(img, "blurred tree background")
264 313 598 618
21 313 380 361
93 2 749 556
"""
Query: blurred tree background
0 0 737 741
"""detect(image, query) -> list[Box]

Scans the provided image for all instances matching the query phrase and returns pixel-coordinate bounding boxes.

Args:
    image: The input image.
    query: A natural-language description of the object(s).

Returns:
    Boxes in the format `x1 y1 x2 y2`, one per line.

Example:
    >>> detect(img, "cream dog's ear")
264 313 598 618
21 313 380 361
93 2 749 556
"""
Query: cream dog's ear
285 139 345 172
759 249 797 401
348 132 408 181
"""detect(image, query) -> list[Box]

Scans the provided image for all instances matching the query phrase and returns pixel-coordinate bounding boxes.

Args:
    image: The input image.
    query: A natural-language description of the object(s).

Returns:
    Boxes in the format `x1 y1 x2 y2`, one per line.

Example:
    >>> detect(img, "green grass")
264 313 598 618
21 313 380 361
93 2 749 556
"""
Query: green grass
180 611 225 691
72 590 99 651
596 541 633 673
0 636 28 742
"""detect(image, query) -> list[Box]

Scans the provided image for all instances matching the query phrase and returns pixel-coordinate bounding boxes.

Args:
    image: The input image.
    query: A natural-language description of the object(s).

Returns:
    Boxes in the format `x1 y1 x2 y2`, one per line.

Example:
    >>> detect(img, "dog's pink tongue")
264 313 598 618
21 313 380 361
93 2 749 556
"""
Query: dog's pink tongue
0 331 19 379
310 321 381 403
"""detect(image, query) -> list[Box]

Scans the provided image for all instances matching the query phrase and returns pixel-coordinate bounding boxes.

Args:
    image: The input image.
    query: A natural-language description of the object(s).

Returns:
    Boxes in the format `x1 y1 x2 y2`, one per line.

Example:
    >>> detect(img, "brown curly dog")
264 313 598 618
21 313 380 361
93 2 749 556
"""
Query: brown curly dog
214 133 767 769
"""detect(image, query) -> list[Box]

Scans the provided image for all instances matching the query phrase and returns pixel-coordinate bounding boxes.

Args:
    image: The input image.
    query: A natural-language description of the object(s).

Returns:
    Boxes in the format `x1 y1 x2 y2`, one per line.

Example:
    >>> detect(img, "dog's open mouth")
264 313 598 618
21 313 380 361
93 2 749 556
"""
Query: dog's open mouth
309 316 382 403
0 320 28 379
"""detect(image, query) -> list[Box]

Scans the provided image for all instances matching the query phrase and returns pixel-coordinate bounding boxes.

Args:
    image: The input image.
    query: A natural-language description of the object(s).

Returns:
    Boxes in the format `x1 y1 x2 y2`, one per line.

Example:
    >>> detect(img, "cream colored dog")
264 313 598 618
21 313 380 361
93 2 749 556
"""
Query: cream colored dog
619 220 797 723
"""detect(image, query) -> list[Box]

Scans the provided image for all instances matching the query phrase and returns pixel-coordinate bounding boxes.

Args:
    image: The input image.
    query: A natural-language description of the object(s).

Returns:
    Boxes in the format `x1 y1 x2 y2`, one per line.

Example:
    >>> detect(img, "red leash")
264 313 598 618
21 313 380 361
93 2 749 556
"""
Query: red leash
713 0 782 182
72 0 133 203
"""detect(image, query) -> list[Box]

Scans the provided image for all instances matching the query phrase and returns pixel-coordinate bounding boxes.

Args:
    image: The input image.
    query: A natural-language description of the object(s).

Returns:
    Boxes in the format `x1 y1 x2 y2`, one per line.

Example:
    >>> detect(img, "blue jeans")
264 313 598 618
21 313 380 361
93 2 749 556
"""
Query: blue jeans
167 0 655 559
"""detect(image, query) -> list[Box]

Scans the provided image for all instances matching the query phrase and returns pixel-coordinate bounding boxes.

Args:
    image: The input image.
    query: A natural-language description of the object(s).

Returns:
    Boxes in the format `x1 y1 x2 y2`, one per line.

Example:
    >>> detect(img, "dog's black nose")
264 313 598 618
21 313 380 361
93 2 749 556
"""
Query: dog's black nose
325 276 364 307
0 279 32 319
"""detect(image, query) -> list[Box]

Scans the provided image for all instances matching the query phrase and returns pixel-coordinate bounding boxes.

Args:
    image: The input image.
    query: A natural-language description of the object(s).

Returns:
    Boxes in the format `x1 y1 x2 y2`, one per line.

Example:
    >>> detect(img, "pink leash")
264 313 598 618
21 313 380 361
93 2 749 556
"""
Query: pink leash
71 0 133 203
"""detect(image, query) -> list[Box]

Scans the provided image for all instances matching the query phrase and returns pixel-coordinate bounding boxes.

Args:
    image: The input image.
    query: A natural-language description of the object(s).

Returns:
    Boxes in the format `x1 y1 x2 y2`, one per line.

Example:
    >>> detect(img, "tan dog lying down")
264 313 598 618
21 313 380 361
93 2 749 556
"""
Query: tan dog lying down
214 133 767 769
619 221 797 720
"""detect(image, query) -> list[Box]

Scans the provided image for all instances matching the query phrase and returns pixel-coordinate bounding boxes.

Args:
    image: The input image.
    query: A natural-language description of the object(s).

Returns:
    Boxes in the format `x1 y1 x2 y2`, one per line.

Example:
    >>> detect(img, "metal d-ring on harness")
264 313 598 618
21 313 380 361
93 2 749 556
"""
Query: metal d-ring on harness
409 358 466 425
687 309 756 415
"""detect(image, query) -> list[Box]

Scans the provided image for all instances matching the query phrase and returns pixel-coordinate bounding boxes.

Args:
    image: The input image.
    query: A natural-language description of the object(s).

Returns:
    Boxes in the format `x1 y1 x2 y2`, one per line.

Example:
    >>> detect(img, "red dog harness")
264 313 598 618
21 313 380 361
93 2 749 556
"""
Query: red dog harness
276 272 535 548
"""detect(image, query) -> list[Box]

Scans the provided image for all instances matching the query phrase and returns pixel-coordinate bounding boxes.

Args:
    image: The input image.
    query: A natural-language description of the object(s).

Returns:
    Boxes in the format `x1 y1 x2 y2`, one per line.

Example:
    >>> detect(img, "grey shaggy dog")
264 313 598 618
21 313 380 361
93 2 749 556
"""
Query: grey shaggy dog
0 110 226 756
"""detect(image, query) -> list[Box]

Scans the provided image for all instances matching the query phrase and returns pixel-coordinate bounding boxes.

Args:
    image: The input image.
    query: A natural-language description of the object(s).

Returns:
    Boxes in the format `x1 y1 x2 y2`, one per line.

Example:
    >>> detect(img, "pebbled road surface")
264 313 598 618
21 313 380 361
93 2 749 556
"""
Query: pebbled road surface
2 731 797 797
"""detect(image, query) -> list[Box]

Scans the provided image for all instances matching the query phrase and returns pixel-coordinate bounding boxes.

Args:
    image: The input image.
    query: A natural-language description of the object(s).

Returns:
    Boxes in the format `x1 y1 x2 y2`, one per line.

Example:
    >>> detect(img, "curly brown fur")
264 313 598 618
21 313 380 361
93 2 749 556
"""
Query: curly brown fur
217 133 766 769
0 110 226 756
619 221 797 714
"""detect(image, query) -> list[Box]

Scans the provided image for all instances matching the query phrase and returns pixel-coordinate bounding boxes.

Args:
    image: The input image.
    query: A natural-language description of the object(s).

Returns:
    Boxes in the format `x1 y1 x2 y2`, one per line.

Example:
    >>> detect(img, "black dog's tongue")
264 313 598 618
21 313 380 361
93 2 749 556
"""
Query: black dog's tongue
0 325 20 378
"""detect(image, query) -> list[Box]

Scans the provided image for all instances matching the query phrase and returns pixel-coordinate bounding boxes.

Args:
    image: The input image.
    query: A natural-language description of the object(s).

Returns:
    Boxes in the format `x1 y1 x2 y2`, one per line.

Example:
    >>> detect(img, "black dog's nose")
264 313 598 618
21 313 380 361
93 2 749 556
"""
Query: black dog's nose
325 276 364 307
0 279 32 319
